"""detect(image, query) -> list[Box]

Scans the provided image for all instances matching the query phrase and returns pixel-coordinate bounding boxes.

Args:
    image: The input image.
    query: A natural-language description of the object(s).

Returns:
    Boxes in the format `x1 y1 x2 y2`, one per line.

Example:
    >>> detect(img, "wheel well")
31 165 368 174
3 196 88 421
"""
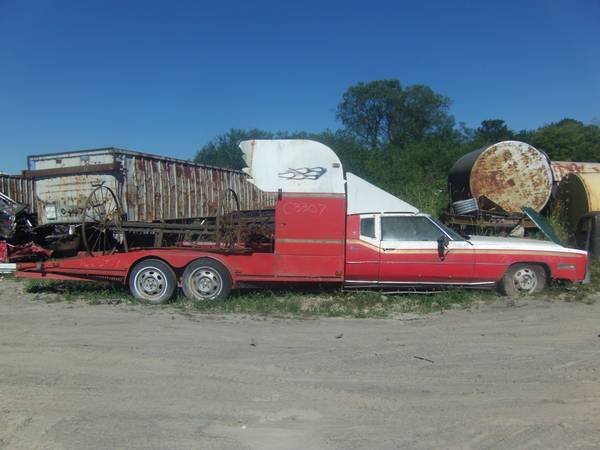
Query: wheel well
503 261 551 280
183 256 233 279
125 256 177 285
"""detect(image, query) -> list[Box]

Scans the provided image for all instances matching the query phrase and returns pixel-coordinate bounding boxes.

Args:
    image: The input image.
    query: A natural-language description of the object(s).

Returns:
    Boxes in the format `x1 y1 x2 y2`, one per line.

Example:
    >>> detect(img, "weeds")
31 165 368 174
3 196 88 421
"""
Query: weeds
24 261 600 317
24 279 496 317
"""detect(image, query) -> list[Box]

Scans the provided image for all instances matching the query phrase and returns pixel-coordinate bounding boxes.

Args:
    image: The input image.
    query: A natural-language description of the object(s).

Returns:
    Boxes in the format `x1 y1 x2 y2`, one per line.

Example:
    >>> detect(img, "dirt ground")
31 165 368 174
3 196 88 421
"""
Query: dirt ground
1 279 599 450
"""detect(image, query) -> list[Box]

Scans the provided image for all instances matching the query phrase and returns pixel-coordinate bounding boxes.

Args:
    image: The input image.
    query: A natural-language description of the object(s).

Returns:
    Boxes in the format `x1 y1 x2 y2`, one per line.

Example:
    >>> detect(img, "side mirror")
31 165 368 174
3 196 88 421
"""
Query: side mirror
437 235 449 261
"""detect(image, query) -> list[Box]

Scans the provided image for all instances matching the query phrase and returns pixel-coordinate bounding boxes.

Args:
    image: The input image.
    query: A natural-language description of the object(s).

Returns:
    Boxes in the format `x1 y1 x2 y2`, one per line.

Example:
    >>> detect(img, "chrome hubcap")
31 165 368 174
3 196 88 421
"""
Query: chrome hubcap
190 267 222 299
513 268 538 292
135 267 166 300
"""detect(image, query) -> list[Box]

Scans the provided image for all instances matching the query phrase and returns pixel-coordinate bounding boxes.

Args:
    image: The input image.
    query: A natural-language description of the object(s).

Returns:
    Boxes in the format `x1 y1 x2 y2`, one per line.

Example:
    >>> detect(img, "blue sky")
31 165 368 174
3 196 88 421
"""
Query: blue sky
0 0 598 174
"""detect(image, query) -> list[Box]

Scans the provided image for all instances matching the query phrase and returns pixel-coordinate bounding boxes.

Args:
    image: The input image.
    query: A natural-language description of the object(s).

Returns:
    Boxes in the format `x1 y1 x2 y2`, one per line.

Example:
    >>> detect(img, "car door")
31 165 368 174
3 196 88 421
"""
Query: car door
345 214 381 285
378 215 474 284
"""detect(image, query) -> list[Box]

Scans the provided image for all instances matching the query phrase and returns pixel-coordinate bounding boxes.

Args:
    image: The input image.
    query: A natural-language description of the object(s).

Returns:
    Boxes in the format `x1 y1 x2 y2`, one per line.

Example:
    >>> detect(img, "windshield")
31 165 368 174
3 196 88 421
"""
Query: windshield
430 217 467 241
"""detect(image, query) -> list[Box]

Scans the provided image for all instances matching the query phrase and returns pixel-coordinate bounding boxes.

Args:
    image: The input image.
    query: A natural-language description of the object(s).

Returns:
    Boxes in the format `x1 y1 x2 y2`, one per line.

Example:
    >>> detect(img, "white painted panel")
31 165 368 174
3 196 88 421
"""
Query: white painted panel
240 140 345 194
346 173 418 215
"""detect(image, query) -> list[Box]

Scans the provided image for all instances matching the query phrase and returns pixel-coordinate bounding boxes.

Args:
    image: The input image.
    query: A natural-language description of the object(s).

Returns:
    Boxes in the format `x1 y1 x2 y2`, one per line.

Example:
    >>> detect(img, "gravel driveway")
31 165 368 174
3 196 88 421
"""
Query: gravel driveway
1 278 599 449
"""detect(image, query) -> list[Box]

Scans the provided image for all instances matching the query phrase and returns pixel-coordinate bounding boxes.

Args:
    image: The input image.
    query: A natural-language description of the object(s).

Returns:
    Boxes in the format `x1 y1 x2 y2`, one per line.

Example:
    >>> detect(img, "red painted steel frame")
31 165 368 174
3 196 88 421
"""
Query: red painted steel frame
16 195 348 286
15 195 587 287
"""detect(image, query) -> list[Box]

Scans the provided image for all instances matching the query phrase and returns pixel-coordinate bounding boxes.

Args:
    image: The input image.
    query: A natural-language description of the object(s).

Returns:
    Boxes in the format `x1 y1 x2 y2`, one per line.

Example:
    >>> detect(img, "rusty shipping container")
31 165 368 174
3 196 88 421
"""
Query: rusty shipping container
26 148 275 225
0 174 34 208
448 141 554 213
551 161 600 183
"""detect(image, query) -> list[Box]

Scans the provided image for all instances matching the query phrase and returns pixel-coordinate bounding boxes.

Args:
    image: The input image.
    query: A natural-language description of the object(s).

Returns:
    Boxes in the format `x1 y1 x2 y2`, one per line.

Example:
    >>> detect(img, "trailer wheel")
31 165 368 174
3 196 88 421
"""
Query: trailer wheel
499 263 546 296
182 258 232 301
129 259 176 304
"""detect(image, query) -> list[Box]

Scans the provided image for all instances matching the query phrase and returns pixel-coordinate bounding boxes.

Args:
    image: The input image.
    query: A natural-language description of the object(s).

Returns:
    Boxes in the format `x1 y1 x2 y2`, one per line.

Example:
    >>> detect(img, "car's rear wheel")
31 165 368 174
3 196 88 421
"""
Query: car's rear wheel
499 263 547 296
129 259 177 304
182 258 232 301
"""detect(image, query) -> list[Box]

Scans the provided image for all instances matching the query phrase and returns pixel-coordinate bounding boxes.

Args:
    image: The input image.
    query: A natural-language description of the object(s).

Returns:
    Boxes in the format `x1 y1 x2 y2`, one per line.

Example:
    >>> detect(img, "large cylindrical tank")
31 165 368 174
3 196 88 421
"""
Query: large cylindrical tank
555 172 600 229
448 141 553 213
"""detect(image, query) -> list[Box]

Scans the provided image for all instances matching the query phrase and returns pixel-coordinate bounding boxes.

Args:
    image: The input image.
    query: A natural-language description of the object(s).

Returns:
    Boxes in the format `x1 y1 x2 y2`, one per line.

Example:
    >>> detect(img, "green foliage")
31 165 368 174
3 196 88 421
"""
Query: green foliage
471 119 514 147
336 79 454 149
194 128 274 169
528 119 600 162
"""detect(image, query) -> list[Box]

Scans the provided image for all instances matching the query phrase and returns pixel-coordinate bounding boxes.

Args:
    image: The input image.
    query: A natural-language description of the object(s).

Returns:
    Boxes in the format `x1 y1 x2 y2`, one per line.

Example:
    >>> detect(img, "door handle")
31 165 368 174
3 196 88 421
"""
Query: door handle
382 247 394 251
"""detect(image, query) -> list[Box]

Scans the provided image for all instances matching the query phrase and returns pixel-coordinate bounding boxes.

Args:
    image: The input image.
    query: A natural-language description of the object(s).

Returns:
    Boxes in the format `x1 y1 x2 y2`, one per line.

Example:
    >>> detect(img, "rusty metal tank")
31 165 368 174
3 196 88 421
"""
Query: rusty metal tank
551 161 600 183
448 141 553 213
555 172 600 229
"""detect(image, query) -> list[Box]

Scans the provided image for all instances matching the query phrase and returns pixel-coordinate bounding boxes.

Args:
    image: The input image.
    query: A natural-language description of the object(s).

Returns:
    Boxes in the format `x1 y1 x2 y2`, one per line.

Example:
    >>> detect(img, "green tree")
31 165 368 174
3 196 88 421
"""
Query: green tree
527 119 600 161
473 119 514 146
336 79 454 149
194 128 275 169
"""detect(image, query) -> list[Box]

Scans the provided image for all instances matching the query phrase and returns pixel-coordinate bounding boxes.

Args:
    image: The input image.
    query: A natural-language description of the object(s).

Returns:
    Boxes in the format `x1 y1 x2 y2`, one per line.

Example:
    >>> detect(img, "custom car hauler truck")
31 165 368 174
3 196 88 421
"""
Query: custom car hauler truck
16 140 588 301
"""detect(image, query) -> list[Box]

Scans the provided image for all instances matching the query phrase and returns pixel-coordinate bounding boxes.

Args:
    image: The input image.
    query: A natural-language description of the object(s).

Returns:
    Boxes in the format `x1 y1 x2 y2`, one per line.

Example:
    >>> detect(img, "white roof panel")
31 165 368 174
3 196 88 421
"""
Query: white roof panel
346 172 419 214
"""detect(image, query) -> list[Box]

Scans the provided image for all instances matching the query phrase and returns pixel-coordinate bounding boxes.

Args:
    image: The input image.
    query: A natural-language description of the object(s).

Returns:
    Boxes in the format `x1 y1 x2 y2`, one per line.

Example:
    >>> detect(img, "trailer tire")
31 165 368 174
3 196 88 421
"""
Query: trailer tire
129 259 177 304
499 263 546 296
182 258 232 301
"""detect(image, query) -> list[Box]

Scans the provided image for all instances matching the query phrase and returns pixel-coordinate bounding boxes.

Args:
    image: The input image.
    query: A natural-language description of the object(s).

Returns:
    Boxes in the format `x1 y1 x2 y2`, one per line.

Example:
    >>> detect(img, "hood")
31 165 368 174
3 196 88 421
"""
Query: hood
468 235 587 256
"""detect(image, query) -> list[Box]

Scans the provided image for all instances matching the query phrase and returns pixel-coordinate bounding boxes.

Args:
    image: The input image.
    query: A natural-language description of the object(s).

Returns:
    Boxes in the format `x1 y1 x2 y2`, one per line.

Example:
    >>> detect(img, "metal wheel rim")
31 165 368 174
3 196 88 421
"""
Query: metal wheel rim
512 267 538 293
189 267 223 300
134 267 168 301
82 186 127 256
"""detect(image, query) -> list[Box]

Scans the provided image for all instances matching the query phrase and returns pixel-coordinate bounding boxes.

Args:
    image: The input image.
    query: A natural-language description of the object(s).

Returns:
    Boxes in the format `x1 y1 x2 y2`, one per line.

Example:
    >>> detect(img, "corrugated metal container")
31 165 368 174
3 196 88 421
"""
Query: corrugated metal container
448 141 553 213
26 148 275 225
0 174 34 208
555 172 600 229
551 161 600 183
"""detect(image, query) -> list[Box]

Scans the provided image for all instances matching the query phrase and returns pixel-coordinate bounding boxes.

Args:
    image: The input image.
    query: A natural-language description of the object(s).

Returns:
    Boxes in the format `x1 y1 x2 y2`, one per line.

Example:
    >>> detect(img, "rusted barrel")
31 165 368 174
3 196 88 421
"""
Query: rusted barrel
555 172 600 229
448 141 553 213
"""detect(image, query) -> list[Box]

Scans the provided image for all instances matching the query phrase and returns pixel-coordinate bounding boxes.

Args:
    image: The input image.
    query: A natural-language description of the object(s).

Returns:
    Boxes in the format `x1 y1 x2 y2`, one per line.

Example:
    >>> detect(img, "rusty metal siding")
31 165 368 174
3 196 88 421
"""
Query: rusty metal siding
28 148 274 225
0 175 34 208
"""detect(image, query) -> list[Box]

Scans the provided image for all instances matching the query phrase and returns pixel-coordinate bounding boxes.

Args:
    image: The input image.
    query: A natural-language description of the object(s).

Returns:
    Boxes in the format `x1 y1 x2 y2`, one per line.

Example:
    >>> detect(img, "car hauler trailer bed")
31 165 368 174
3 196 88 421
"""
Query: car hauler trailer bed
16 140 589 301
24 147 274 253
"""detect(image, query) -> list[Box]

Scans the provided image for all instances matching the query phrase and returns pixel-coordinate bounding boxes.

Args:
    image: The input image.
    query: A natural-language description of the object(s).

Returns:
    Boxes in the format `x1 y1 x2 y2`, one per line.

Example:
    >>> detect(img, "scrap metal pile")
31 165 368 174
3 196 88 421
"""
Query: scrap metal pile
78 185 275 256
0 192 50 262
0 147 275 263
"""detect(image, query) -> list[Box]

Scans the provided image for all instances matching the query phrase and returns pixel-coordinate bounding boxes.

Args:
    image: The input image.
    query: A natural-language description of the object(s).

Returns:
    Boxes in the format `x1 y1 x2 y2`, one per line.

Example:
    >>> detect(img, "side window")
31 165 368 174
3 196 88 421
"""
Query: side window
381 216 443 241
360 217 375 238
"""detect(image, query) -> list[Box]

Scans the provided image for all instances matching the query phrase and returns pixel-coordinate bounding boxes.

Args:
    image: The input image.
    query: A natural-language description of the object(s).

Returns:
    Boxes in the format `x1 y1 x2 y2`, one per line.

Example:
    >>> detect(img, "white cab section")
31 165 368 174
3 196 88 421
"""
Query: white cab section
239 140 345 194
346 173 419 215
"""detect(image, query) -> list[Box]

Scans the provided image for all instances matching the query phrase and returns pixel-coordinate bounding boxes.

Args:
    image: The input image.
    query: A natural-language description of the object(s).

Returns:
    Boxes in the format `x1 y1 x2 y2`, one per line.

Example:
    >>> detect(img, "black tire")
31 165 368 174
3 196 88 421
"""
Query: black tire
129 259 177 304
499 263 547 296
182 258 232 301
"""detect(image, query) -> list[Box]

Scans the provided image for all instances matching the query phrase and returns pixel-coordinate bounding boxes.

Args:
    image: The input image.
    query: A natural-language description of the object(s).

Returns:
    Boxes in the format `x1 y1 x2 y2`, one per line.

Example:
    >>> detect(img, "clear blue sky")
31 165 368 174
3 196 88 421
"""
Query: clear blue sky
0 0 598 174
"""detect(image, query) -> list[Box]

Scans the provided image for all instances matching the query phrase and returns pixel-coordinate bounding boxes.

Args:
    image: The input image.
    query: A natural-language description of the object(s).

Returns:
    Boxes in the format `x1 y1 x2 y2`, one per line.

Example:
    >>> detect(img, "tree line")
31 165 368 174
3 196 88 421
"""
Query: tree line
195 79 600 214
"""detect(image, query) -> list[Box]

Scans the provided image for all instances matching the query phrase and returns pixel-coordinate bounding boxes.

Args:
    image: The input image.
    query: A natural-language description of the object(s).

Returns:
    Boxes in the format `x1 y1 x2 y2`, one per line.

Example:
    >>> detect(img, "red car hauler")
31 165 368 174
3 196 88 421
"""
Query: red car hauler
16 140 588 302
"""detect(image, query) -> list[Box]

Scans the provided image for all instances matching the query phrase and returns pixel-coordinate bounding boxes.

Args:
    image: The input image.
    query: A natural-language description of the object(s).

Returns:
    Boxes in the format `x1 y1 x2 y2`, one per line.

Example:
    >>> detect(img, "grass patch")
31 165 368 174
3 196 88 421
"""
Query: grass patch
24 279 497 317
25 279 135 305
183 288 495 317
549 260 600 304
24 261 600 317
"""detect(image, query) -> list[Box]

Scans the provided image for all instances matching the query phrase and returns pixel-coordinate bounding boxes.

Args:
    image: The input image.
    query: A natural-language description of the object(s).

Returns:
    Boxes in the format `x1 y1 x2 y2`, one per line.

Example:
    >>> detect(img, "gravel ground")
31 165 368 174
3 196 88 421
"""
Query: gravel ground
1 278 600 449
